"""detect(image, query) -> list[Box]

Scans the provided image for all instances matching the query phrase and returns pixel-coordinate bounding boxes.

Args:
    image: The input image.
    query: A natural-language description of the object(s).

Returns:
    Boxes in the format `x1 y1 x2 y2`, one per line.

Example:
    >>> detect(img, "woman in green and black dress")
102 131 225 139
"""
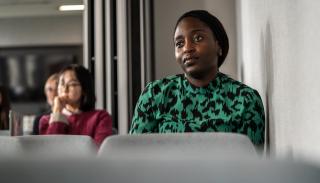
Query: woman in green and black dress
130 10 265 146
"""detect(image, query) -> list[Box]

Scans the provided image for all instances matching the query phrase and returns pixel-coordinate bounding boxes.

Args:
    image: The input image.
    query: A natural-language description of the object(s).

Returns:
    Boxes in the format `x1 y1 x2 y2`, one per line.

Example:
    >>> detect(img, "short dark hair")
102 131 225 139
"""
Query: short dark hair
59 64 95 111
174 10 229 67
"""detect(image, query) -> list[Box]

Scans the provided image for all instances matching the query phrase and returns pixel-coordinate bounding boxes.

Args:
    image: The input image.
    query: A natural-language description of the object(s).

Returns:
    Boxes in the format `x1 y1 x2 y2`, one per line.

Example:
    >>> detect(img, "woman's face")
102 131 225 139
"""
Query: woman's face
174 17 220 79
44 79 58 106
57 70 82 106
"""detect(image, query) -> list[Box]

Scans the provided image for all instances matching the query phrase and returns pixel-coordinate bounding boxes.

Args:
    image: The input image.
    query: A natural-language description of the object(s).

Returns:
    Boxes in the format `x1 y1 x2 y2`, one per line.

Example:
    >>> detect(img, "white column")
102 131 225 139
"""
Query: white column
117 0 129 134
94 0 105 109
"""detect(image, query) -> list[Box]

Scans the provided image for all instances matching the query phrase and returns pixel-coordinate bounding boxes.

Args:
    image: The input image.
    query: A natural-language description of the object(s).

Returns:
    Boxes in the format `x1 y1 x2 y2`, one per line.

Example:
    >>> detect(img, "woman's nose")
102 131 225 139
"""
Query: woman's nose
63 86 69 93
183 39 195 53
59 85 68 93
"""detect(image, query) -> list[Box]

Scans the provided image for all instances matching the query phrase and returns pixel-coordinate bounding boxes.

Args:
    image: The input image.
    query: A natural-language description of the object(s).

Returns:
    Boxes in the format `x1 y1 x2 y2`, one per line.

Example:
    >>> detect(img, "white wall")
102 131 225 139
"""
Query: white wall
154 0 237 80
237 0 320 163
0 15 83 47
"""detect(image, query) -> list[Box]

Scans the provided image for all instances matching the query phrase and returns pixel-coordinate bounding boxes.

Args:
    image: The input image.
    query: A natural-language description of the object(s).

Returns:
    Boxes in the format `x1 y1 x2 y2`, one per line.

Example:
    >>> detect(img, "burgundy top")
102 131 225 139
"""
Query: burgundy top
39 109 112 146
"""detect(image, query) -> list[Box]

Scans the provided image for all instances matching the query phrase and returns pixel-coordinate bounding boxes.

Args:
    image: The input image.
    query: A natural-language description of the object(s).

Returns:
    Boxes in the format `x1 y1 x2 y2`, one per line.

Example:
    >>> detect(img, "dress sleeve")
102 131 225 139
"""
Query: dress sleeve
39 113 69 135
93 111 113 146
129 82 158 134
241 89 265 145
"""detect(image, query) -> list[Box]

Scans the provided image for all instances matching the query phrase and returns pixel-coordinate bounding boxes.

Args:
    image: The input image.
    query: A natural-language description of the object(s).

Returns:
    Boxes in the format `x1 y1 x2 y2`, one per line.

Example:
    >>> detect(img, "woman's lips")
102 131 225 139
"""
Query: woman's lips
183 56 199 66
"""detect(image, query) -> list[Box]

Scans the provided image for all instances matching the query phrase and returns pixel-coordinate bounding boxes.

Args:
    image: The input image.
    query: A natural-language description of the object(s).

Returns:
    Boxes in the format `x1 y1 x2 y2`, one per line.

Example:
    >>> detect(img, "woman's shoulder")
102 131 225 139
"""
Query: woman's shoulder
85 109 111 116
137 74 183 100
81 110 112 122
219 72 261 98
148 74 182 87
145 74 183 92
39 113 51 123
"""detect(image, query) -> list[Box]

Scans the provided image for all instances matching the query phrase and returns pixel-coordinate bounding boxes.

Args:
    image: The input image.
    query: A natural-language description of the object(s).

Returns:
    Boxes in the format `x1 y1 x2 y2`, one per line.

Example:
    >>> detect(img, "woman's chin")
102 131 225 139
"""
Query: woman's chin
66 100 81 107
185 70 205 79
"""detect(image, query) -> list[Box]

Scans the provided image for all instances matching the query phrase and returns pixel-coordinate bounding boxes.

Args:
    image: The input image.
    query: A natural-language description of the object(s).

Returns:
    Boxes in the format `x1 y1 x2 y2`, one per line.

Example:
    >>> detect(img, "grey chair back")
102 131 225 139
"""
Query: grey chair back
0 130 10 136
15 135 97 157
98 132 257 160
100 158 320 183
0 158 319 183
0 136 18 156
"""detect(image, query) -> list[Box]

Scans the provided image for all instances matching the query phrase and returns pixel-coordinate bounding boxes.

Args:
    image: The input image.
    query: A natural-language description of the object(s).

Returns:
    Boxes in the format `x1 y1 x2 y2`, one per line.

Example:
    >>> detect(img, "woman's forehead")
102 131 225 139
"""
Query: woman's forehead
174 17 211 37
46 79 57 87
60 70 78 81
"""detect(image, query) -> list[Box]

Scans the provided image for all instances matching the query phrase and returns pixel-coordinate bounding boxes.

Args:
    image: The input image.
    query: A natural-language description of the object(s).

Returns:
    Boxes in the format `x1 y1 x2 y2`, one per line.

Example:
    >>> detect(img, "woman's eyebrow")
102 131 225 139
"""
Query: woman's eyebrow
174 28 208 41
175 28 207 39
190 28 207 34
67 79 79 83
174 35 184 41
61 79 78 84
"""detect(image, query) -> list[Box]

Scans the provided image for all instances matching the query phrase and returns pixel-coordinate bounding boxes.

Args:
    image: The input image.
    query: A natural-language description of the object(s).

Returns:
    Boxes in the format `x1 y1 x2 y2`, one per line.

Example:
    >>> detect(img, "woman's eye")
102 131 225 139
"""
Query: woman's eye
194 35 203 42
175 41 184 48
69 83 80 87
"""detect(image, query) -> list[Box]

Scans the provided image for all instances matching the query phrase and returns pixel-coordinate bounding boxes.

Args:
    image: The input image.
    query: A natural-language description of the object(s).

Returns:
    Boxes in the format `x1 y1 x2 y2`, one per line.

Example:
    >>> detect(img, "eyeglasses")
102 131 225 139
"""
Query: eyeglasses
58 81 81 90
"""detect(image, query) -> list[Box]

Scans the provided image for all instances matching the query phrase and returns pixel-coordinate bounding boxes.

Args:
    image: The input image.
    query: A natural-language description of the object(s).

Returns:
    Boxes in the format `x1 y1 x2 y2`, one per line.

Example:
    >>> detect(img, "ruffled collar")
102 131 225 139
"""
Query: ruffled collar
182 72 222 94
62 108 82 116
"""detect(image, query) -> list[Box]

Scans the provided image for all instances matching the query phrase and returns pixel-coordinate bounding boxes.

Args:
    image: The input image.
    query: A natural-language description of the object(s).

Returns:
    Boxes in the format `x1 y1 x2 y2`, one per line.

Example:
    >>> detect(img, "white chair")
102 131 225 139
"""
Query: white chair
15 135 98 157
98 132 257 160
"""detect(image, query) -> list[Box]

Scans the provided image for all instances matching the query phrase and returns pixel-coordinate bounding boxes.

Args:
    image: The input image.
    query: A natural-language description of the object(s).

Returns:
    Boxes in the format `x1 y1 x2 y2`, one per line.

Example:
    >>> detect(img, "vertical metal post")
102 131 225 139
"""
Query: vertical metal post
139 0 146 89
94 0 105 109
82 0 90 68
117 0 129 134
105 0 114 115
139 0 154 89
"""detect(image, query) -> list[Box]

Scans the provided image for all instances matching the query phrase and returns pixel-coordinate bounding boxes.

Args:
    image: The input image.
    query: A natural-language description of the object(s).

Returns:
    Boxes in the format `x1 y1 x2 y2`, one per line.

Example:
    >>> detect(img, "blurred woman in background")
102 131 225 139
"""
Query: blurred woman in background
39 64 112 146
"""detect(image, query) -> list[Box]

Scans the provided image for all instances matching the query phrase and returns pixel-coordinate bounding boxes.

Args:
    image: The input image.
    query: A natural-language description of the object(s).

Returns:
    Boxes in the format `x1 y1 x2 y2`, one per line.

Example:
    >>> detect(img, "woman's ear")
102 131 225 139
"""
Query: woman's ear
218 48 222 56
216 41 222 56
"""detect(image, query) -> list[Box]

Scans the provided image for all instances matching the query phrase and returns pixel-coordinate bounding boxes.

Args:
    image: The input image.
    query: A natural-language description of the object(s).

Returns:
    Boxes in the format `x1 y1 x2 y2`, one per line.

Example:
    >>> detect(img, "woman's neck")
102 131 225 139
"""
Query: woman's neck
65 104 81 113
186 70 218 87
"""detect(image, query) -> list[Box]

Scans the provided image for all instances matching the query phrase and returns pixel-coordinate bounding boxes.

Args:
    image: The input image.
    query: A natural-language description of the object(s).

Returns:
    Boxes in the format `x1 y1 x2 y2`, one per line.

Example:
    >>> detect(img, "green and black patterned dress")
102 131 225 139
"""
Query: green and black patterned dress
130 72 265 145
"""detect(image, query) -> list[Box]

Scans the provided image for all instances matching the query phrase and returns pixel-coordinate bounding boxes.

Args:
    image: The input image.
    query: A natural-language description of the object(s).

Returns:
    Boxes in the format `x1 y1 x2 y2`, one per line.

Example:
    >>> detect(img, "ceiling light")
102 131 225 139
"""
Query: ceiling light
59 5 84 11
